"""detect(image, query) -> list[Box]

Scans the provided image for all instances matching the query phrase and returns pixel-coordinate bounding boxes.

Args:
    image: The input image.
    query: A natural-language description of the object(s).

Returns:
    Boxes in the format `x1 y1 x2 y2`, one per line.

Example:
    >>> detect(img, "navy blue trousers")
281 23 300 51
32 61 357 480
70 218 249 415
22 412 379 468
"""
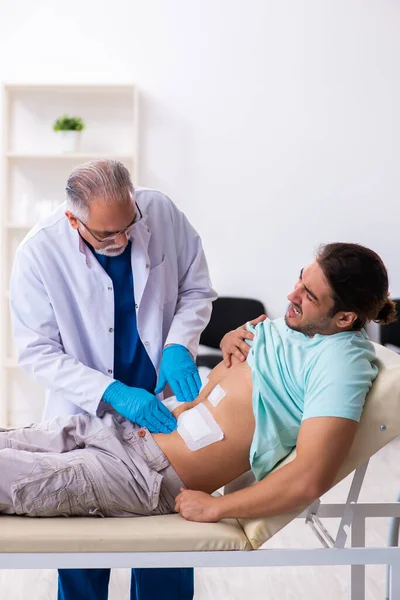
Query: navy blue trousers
58 568 194 600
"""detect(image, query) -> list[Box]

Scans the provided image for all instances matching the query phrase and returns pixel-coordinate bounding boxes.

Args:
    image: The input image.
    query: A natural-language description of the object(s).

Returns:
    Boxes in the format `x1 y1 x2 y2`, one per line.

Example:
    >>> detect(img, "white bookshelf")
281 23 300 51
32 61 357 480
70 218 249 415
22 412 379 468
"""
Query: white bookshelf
1 83 138 427
6 152 134 160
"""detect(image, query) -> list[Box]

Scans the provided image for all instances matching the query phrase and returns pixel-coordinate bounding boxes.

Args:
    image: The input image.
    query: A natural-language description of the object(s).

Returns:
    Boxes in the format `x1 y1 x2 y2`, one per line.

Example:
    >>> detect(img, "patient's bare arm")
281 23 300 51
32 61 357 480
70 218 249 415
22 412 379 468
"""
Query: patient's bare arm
175 416 358 522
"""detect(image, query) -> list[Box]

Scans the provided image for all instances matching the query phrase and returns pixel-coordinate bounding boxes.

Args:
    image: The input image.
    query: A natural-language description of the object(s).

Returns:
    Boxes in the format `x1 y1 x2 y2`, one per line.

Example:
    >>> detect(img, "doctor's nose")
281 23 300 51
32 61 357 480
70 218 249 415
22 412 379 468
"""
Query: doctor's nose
113 231 129 246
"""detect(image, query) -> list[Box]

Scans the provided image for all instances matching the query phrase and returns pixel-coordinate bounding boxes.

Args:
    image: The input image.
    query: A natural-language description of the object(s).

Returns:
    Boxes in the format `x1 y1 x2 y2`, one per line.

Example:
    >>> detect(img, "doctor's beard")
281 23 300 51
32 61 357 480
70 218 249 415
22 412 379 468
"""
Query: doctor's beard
94 244 127 257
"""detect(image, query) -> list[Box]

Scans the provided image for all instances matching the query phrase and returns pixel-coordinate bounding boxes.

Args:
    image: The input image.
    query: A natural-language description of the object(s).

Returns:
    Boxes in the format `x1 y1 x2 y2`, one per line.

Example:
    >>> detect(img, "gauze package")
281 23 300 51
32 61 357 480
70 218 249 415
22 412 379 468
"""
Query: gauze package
177 403 224 451
207 384 226 407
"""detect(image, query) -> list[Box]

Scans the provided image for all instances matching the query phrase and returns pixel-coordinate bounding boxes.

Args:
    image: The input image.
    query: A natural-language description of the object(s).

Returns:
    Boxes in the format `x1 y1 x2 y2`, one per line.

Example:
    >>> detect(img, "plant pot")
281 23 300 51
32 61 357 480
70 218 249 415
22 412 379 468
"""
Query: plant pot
57 130 82 153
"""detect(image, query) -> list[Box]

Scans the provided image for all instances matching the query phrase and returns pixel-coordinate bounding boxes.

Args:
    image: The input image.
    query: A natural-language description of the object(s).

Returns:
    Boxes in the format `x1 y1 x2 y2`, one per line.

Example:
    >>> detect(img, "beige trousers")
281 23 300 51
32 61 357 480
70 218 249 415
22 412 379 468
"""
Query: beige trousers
0 412 184 518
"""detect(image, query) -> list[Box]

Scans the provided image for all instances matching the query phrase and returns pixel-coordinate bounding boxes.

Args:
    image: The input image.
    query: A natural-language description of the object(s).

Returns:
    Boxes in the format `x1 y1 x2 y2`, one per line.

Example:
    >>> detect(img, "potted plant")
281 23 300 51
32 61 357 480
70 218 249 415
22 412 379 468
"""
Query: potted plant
53 114 85 153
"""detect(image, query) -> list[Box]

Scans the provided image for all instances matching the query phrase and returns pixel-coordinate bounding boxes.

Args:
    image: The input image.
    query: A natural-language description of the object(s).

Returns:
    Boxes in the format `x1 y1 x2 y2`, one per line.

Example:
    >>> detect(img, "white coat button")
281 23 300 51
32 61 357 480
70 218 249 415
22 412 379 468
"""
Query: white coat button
135 304 138 309
109 328 114 333
146 264 150 269
144 341 149 346
147 227 150 233
108 369 112 374
108 286 112 291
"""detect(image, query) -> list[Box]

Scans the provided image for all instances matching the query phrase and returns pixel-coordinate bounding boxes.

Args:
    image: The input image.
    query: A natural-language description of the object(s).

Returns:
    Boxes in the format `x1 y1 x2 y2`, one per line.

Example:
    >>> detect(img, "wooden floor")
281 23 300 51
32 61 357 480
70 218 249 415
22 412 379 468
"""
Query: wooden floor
0 437 399 599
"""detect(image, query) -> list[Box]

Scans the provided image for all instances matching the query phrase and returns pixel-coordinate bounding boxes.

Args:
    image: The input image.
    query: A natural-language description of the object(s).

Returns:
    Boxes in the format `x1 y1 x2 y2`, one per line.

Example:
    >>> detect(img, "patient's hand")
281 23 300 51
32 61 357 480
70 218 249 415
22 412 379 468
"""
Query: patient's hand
220 314 266 367
175 488 220 522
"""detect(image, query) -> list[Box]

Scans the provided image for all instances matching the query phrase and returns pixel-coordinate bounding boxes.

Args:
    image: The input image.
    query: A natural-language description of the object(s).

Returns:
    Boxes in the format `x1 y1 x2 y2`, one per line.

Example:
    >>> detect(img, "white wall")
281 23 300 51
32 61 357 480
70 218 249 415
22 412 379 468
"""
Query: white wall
1 0 399 327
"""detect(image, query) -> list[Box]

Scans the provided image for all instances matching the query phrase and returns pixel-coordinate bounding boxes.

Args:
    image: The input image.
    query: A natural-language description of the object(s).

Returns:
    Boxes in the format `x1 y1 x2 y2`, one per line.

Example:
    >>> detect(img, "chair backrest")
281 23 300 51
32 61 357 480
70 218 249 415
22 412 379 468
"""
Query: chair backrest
200 297 266 349
380 299 400 347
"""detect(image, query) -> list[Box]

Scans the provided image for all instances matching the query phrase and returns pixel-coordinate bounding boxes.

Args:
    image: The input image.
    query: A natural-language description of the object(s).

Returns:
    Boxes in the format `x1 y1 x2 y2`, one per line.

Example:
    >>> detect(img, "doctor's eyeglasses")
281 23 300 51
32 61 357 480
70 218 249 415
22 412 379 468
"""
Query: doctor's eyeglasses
77 202 143 243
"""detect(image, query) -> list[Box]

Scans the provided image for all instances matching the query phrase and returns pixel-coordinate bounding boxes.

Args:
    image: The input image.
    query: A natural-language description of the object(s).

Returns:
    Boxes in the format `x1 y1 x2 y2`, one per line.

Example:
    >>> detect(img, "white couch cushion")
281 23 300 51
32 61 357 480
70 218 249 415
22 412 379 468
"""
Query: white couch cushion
0 513 251 553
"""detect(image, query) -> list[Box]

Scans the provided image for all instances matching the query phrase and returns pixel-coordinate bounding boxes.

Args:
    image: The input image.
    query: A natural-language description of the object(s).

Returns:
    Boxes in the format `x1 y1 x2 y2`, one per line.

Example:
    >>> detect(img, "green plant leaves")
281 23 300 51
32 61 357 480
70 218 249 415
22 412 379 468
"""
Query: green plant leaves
53 114 85 131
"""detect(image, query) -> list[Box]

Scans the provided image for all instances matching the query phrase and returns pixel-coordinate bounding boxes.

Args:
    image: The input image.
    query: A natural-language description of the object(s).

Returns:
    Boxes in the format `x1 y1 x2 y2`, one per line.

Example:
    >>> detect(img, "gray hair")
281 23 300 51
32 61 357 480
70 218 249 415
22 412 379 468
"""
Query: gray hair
65 159 134 221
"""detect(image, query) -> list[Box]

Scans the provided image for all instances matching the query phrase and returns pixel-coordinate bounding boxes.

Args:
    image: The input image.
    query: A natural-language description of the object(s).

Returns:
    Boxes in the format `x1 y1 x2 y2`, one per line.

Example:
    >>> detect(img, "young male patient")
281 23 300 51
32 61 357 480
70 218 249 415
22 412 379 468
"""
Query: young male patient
0 243 395 523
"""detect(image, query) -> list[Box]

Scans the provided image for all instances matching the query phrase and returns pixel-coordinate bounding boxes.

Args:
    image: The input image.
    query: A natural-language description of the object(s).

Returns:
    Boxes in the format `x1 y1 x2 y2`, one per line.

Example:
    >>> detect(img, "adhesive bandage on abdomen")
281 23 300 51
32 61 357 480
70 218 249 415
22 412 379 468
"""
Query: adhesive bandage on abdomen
207 383 226 407
177 403 224 451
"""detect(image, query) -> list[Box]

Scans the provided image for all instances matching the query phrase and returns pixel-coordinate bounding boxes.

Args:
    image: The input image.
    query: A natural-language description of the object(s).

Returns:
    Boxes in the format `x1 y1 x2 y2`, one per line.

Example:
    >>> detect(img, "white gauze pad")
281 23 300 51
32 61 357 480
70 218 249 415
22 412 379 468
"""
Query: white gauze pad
177 403 224 451
207 384 226 407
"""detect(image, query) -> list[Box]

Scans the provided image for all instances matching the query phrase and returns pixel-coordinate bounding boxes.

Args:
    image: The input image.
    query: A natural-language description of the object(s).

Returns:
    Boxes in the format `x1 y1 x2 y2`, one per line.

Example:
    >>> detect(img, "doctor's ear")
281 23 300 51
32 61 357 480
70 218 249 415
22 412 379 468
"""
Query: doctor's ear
65 211 79 230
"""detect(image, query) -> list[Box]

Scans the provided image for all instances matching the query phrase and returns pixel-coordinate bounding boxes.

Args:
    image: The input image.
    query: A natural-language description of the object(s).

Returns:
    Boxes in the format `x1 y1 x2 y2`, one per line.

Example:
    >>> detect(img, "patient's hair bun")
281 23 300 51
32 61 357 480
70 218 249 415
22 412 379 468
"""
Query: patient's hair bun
374 298 397 325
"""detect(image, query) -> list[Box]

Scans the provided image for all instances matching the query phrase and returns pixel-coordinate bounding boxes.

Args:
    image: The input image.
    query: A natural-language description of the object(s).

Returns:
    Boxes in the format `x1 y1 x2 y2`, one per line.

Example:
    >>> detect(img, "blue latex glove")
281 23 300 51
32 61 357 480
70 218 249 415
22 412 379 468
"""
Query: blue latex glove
103 381 177 434
154 344 202 403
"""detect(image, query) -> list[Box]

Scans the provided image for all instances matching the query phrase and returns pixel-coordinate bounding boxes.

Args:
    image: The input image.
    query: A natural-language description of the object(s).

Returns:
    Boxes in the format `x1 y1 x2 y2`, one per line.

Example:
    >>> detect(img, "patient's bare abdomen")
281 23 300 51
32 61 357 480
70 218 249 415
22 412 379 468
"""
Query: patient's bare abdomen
155 360 255 493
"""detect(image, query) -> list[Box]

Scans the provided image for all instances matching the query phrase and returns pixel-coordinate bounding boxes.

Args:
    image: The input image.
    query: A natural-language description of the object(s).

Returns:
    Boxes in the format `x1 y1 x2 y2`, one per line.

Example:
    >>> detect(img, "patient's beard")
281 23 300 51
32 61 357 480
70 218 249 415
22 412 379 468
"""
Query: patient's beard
285 307 333 337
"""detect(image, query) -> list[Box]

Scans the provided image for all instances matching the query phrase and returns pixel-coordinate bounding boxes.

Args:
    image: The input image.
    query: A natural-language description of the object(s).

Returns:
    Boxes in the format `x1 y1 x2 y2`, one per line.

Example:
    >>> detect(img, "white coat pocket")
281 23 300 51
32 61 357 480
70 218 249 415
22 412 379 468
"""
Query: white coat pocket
146 256 175 307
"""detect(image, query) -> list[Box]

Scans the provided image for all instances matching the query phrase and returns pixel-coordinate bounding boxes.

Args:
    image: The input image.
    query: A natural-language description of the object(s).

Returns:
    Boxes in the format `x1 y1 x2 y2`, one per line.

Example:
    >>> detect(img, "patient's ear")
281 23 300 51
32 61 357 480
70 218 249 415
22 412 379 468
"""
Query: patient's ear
336 311 357 329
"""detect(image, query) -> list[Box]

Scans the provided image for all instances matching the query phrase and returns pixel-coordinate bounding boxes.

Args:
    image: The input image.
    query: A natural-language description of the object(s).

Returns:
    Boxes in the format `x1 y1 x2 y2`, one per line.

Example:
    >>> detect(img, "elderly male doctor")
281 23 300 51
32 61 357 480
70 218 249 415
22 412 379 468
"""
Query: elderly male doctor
10 159 216 600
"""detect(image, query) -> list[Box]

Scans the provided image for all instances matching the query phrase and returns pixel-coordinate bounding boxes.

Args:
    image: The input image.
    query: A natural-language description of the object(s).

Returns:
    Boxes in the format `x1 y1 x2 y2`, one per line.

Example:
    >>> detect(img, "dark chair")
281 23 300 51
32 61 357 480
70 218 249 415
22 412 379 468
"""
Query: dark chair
196 296 266 369
380 299 400 348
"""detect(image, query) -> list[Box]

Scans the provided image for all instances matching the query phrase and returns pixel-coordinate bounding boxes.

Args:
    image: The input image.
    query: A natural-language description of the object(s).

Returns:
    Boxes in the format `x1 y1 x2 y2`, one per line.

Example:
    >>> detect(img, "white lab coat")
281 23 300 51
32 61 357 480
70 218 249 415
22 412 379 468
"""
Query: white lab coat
10 188 217 421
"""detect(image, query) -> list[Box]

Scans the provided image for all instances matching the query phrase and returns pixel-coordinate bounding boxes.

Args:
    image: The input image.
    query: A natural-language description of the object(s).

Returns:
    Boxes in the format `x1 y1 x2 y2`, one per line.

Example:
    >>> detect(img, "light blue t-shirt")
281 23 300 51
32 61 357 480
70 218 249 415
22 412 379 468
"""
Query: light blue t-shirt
247 318 378 481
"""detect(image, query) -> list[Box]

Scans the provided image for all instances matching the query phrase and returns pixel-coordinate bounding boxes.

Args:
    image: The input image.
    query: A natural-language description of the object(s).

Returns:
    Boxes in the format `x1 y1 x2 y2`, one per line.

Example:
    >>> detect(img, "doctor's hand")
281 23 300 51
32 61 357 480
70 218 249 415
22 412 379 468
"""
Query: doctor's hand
155 344 201 403
220 314 267 368
103 381 177 434
175 488 220 523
